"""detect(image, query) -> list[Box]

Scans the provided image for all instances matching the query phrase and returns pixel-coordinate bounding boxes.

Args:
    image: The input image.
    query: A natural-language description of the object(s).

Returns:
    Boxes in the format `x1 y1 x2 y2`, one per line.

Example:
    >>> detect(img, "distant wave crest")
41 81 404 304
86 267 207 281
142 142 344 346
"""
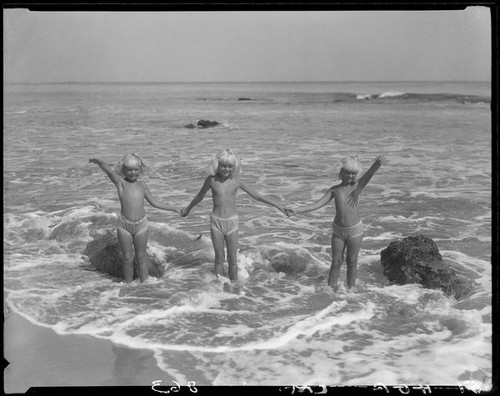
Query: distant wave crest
377 91 406 98
353 91 489 104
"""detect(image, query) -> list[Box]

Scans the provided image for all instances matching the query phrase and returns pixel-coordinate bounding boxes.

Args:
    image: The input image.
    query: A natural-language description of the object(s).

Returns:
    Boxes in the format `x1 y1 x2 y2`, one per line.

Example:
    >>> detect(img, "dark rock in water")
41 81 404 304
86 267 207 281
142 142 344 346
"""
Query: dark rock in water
184 120 220 129
380 235 473 300
83 230 213 281
83 231 166 280
197 119 220 128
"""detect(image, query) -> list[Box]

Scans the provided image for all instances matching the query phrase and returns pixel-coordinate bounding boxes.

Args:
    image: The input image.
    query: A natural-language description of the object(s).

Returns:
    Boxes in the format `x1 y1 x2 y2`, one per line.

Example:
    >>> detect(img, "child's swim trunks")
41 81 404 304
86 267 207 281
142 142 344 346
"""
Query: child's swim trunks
332 221 364 241
210 213 238 236
117 212 149 237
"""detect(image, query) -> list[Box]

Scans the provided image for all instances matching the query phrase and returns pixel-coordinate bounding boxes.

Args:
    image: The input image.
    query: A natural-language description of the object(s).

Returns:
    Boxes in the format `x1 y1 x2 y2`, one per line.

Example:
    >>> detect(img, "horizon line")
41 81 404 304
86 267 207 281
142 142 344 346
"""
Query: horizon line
4 80 491 85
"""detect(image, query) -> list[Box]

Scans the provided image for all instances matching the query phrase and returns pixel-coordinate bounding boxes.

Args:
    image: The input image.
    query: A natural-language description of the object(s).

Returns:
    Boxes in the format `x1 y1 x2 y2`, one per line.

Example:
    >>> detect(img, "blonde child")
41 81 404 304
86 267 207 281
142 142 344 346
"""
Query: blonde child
286 156 386 290
89 153 181 283
181 149 287 282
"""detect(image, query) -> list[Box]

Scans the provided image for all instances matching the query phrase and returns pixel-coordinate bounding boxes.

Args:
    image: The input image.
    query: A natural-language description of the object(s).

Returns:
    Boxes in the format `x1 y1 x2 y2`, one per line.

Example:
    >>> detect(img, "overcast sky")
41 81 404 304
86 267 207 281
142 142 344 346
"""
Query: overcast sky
4 8 491 83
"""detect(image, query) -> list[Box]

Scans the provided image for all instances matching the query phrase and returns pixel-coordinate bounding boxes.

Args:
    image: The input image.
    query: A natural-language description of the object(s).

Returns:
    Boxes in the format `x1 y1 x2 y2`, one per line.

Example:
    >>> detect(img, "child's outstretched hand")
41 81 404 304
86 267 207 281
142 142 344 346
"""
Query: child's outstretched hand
284 207 294 217
276 206 289 217
180 208 189 217
375 155 387 167
88 158 100 165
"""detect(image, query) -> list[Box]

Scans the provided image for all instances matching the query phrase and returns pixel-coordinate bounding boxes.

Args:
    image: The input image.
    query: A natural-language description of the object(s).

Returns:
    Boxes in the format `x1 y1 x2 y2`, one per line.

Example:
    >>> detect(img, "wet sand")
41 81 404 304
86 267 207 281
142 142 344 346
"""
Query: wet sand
4 312 170 393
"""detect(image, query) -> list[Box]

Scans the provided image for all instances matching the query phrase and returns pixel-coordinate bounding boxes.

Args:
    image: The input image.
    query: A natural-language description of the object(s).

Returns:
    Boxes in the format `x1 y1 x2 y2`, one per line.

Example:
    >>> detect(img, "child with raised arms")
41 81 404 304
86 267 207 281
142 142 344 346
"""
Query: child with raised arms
181 148 288 283
89 153 181 283
285 156 386 290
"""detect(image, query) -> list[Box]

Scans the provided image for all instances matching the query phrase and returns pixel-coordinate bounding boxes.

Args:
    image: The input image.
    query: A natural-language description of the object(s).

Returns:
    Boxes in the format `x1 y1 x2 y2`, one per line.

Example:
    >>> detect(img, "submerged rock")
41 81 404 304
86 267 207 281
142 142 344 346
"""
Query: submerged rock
260 247 311 275
83 230 213 281
269 252 307 275
83 231 166 279
380 235 473 300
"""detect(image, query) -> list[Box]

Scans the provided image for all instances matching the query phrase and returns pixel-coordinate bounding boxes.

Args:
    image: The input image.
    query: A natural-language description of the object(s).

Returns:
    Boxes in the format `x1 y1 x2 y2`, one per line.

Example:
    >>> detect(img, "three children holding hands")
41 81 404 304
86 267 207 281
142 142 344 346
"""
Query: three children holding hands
90 149 385 290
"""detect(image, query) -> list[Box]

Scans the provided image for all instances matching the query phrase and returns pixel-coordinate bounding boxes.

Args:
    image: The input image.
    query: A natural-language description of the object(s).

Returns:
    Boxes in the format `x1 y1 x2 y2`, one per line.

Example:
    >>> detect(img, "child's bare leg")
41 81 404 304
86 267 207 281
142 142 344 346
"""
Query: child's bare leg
328 236 345 289
117 229 135 283
345 235 363 288
133 229 149 282
225 232 239 282
210 228 227 277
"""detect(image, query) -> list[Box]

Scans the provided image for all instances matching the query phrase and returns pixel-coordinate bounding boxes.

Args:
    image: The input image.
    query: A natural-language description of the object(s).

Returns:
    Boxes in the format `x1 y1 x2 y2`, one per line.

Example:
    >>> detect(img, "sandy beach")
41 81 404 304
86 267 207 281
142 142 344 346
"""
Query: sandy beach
4 311 170 393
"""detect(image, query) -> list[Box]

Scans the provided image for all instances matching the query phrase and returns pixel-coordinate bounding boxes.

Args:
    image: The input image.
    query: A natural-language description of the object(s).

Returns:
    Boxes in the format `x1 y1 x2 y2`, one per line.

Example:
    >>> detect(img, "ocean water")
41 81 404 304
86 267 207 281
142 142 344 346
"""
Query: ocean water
3 81 491 389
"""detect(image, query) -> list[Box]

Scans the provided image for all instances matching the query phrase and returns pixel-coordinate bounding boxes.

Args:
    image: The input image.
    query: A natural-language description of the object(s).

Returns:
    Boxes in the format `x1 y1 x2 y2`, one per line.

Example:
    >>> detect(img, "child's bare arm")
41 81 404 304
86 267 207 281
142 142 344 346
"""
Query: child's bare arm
357 156 385 191
347 156 385 207
144 184 181 215
89 158 121 186
181 178 211 217
239 180 287 215
287 188 334 215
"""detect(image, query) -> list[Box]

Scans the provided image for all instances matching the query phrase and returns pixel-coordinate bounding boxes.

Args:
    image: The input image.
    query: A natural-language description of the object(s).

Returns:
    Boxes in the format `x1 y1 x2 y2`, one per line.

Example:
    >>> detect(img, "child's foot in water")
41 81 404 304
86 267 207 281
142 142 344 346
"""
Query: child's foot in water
223 279 243 294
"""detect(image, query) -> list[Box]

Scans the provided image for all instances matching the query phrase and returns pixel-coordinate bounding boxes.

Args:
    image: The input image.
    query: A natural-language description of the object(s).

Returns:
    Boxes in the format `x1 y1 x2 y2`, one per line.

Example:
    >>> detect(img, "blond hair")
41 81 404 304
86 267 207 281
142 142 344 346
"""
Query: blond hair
116 153 146 175
207 148 241 176
338 156 362 178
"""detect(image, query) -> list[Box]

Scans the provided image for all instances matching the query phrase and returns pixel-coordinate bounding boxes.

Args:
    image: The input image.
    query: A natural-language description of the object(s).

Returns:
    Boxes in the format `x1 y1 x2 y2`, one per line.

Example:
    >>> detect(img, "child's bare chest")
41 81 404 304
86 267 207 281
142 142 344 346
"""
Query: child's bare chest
119 182 145 200
334 185 357 205
211 179 238 196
